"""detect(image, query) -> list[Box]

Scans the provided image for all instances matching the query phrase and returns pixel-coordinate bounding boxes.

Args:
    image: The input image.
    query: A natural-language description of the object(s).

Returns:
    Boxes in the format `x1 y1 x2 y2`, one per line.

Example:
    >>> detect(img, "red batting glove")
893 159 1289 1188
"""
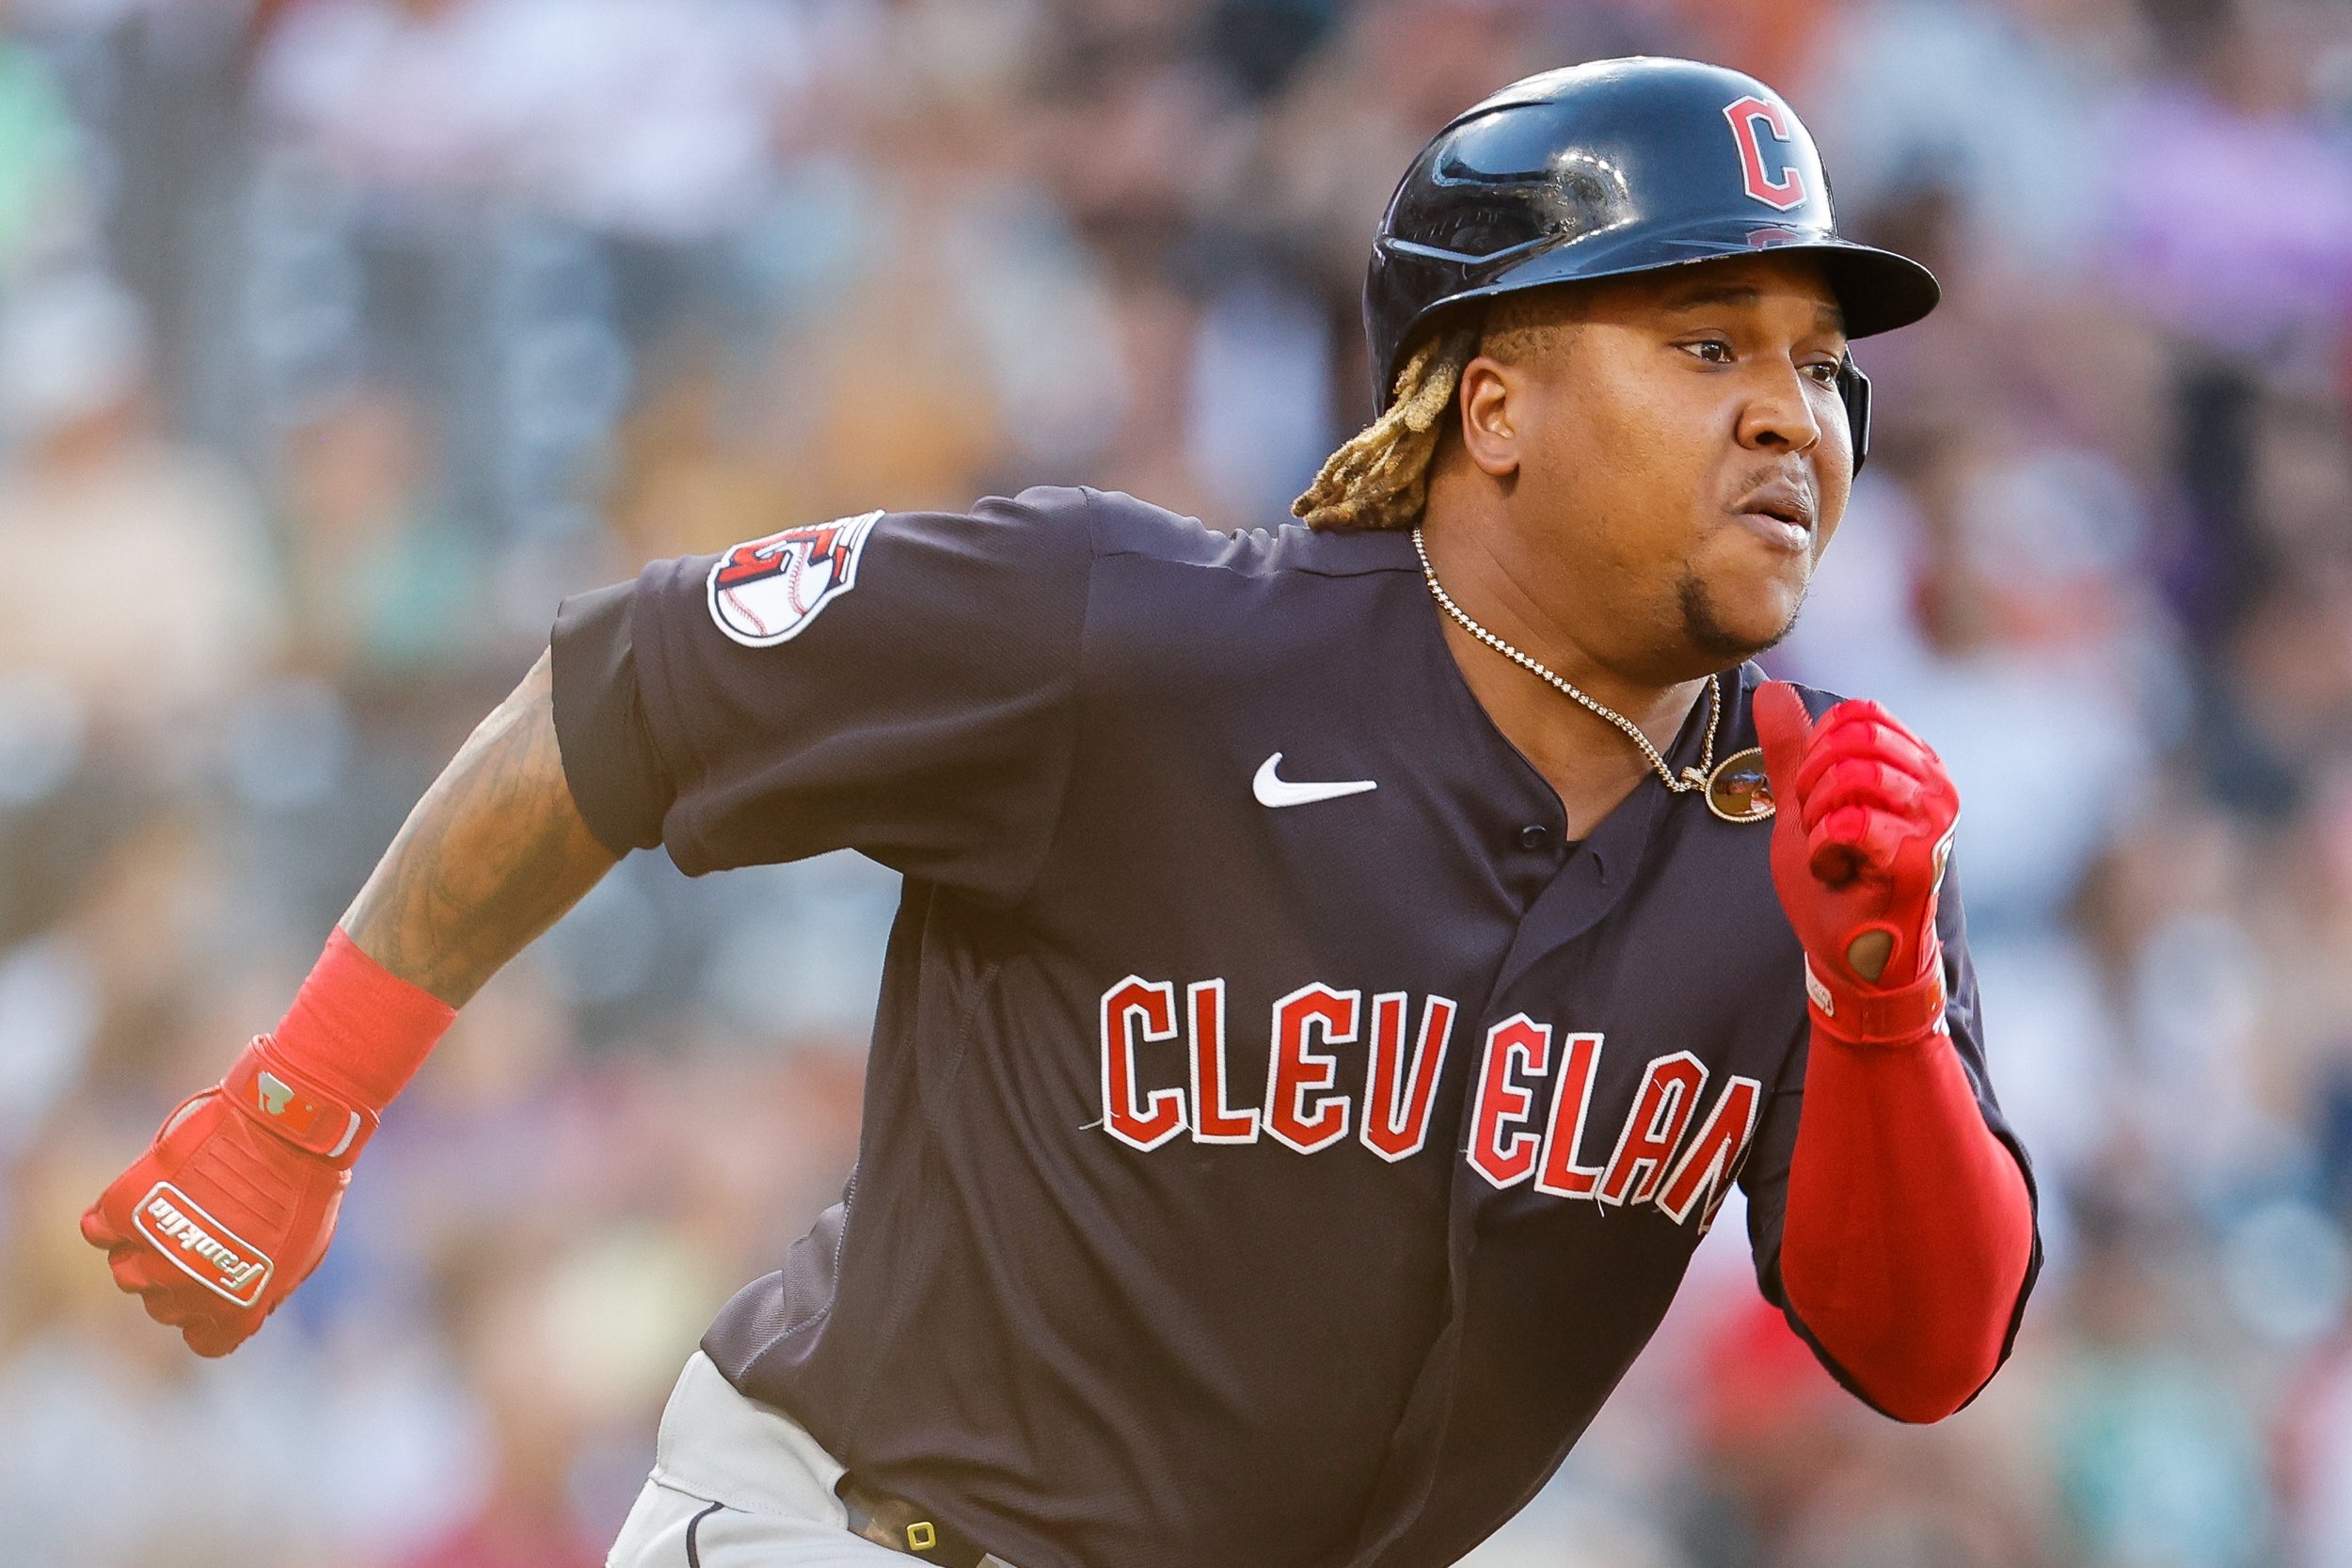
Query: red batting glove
1752 682 1960 1045
79 1041 371 1355
80 929 452 1355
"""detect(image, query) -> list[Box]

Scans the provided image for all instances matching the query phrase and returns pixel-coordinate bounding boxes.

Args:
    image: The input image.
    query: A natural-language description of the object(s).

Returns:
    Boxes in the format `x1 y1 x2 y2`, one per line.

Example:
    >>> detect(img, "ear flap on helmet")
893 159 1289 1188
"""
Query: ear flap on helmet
1837 356 1871 473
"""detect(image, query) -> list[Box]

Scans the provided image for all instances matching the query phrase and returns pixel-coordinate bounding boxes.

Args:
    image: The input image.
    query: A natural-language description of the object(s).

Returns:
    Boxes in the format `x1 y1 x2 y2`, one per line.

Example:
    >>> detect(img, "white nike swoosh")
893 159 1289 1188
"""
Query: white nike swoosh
1253 753 1378 808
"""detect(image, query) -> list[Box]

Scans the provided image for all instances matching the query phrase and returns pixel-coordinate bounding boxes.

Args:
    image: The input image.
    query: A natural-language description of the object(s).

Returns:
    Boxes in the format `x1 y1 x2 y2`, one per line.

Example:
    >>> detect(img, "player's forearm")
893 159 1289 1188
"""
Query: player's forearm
1778 1027 2034 1423
340 649 620 1007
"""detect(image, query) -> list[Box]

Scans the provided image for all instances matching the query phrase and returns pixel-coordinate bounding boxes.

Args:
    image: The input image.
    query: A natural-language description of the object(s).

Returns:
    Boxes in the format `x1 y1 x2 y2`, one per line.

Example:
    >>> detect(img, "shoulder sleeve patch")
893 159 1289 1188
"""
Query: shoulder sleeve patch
705 510 883 647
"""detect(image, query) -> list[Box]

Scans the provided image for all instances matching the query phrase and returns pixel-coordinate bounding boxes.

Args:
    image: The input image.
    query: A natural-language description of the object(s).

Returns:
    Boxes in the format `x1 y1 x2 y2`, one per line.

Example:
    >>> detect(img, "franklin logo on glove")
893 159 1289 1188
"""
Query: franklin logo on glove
133 1184 271 1306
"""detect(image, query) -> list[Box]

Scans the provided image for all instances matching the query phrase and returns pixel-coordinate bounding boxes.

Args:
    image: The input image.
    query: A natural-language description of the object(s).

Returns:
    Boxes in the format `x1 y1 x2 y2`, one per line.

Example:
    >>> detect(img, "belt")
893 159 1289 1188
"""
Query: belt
837 1473 1002 1568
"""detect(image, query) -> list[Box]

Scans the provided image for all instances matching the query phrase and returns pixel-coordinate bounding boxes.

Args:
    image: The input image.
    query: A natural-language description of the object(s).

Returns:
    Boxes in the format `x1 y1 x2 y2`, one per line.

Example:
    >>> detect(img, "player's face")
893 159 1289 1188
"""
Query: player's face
1459 254 1853 679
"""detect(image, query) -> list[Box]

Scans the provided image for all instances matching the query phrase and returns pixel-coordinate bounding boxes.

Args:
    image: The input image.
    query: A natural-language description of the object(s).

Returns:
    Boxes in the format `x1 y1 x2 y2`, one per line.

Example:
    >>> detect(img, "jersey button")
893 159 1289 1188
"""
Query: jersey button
1517 824 1553 853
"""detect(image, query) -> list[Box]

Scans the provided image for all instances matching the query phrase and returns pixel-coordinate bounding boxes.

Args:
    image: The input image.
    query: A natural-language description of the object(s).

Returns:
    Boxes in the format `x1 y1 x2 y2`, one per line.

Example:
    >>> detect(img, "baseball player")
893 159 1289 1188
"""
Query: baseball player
83 57 2038 1568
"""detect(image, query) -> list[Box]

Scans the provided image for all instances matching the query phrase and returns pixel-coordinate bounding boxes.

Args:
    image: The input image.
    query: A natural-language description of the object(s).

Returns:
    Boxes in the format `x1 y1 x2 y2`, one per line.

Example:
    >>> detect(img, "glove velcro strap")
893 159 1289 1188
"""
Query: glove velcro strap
1803 949 1949 1046
221 1037 379 1167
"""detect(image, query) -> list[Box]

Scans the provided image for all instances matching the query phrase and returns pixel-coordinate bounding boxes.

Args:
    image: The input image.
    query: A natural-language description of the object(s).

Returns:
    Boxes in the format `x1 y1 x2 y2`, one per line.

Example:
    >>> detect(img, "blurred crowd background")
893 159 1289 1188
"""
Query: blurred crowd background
0 0 2346 1564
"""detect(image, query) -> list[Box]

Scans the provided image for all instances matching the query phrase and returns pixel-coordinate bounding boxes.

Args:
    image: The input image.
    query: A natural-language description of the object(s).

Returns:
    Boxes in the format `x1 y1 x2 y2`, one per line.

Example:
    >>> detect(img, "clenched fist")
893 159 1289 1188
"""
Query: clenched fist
1752 682 1959 1044
81 1036 375 1356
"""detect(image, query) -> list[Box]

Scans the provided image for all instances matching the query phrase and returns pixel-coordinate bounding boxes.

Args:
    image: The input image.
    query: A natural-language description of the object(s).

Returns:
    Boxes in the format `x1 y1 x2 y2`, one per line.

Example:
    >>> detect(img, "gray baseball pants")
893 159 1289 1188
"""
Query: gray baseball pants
606 1353 1023 1568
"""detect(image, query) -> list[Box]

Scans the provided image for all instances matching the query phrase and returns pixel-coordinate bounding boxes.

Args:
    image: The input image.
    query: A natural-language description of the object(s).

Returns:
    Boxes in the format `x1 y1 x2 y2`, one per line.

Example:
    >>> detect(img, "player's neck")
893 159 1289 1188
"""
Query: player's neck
1416 501 1708 834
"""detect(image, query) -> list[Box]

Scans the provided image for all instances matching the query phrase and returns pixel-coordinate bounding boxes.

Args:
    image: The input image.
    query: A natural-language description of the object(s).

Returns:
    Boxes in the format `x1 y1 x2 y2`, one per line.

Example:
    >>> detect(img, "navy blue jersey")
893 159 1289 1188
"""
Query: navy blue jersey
549 485 2037 1568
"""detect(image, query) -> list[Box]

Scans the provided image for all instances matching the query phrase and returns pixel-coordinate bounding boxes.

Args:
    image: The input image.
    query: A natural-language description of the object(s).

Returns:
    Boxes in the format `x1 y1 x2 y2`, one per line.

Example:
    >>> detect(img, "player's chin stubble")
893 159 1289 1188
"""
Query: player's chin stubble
1675 568 1804 664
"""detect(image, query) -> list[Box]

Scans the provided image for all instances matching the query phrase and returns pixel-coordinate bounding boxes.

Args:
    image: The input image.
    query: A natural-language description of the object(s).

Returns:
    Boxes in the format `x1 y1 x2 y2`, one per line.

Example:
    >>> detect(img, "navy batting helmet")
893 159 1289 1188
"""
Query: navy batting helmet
1364 56 1939 468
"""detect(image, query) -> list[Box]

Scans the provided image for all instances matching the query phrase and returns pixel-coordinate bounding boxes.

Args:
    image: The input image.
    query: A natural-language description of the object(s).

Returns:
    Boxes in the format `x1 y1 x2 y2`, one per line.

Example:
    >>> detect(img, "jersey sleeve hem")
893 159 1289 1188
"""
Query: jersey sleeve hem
550 580 675 857
625 555 723 875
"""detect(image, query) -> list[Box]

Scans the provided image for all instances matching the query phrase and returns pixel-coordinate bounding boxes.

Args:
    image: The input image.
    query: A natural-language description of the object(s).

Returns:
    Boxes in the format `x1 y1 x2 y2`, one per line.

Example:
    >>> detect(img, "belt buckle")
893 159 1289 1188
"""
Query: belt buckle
839 1475 986 1567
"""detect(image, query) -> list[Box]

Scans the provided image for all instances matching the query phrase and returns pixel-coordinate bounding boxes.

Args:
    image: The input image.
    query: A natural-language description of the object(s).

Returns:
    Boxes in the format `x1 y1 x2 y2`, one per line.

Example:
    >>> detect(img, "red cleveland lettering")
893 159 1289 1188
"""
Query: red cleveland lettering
1468 1015 1551 1189
1101 977 1186 1151
1533 1032 1608 1198
1093 974 1760 1231
1361 992 1456 1162
1187 979 1259 1143
1599 1052 1708 1206
1654 1073 1763 1228
1264 984 1358 1154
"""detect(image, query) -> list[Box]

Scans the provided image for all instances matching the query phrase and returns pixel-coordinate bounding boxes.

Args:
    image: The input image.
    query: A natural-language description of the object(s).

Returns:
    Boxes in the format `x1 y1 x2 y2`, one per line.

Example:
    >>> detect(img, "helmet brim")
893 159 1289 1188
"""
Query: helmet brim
1495 221 1942 339
1376 219 1939 397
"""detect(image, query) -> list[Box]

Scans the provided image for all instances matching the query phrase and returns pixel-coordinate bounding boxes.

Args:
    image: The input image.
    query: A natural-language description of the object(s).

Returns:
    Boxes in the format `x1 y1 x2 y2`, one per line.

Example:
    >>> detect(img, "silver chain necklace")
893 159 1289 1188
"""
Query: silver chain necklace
1410 526 1721 794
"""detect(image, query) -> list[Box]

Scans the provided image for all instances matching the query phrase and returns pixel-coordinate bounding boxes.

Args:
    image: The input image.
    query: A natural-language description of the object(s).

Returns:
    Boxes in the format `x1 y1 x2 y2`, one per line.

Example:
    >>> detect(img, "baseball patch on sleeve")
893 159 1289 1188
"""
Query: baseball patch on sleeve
706 510 883 647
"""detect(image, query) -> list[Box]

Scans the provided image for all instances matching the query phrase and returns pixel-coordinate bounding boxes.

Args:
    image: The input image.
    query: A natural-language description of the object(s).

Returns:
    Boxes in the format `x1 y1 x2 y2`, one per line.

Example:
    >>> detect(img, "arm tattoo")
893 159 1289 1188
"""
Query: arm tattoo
341 650 620 1006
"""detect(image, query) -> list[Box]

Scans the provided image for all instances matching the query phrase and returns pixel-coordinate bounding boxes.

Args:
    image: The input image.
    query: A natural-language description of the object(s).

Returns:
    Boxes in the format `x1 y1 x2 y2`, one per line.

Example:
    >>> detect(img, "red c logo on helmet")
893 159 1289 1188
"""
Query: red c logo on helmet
1723 95 1806 212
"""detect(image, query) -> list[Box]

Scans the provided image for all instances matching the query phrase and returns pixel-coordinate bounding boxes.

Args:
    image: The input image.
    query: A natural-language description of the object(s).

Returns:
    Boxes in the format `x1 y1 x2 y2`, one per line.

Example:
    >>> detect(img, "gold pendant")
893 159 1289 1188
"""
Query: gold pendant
1705 747 1775 823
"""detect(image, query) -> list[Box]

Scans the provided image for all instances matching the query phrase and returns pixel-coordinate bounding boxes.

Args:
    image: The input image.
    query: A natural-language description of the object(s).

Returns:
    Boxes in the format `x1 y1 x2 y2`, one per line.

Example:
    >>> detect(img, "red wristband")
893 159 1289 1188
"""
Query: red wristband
223 1036 379 1167
268 927 455 1112
1803 944 1948 1046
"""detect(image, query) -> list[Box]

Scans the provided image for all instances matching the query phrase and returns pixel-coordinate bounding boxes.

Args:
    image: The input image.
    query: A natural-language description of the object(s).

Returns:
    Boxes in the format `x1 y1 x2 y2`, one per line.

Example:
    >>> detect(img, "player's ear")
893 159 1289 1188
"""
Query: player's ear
1456 355 1522 479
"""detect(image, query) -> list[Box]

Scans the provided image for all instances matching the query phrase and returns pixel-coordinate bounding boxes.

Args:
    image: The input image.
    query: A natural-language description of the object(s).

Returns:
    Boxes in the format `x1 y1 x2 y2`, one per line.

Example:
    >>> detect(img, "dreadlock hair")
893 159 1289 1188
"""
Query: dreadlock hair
1292 290 1579 532
1291 322 1481 532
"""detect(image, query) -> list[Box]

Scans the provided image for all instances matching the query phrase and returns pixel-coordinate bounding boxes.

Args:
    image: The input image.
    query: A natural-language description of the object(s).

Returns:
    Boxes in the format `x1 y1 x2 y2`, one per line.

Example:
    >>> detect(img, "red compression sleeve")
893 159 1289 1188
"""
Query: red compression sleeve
1777 1019 2034 1423
271 927 456 1109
